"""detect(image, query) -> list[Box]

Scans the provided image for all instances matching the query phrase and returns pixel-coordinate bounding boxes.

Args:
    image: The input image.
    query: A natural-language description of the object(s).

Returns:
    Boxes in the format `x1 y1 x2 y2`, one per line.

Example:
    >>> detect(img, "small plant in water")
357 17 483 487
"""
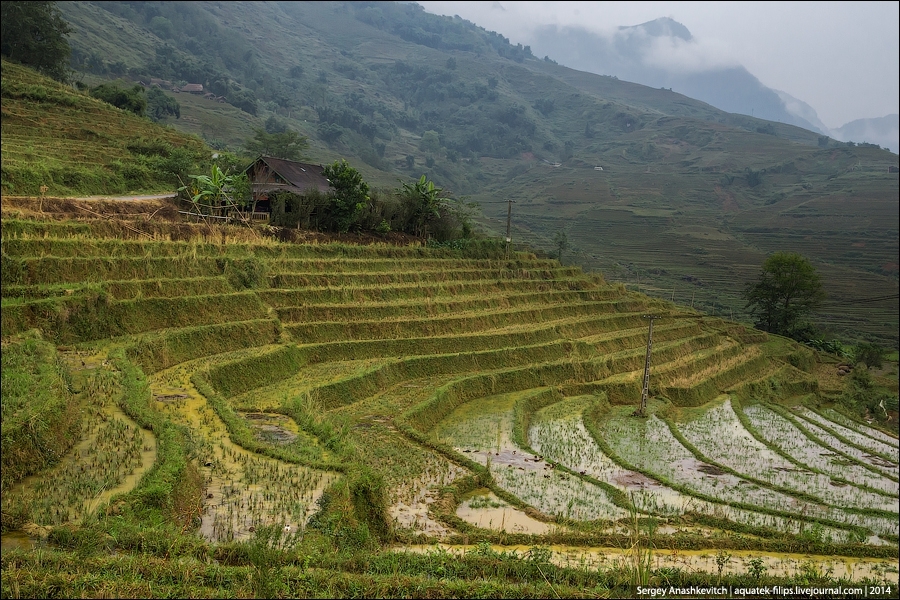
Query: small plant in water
715 549 732 584
747 556 767 582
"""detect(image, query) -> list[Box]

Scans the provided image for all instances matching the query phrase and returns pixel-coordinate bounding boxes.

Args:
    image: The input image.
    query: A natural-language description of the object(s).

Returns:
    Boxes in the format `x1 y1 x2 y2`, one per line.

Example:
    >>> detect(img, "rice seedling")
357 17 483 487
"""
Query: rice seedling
820 408 899 447
2 359 155 527
149 362 337 543
596 406 863 540
776 406 899 479
742 403 898 496
432 391 627 522
798 407 899 462
676 398 898 513
529 396 690 517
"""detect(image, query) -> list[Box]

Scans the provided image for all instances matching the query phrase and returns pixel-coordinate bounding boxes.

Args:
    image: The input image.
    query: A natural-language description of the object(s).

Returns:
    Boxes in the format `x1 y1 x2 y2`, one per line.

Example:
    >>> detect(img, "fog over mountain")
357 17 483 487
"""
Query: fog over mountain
418 1 898 154
518 17 898 153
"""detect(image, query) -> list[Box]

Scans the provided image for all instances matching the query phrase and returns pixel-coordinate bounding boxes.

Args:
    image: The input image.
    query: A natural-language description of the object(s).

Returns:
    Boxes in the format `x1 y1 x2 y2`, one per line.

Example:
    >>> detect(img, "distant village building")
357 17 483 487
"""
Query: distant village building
179 83 204 94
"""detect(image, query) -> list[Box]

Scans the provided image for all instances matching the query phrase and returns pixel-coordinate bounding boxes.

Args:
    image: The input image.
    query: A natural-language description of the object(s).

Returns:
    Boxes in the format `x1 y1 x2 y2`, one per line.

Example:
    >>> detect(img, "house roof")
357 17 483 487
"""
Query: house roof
181 83 204 93
246 156 331 194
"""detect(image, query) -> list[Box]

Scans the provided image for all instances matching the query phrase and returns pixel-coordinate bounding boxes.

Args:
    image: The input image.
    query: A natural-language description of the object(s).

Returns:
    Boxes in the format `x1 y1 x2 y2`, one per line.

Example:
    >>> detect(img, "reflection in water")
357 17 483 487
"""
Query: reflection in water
456 489 561 535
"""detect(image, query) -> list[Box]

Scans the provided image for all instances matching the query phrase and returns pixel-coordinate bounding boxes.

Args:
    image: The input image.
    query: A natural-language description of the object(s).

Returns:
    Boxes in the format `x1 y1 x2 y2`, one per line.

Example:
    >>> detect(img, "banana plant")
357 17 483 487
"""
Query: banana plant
401 174 444 238
178 165 252 221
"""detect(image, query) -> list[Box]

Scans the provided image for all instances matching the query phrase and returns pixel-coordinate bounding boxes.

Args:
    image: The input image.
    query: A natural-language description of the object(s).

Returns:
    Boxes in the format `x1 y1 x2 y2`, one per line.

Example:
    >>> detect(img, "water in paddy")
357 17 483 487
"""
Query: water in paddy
151 363 337 543
432 390 627 522
677 399 898 514
456 489 562 535
743 404 899 496
395 544 900 584
797 407 900 463
239 411 301 445
529 396 690 515
598 407 866 541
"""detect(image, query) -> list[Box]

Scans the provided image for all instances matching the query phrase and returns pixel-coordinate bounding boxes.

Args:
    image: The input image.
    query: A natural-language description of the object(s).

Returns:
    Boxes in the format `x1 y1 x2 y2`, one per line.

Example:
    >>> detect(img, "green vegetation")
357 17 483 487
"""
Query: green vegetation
744 252 826 341
245 125 309 161
0 59 210 196
29 0 896 346
0 1 71 81
1 2 898 594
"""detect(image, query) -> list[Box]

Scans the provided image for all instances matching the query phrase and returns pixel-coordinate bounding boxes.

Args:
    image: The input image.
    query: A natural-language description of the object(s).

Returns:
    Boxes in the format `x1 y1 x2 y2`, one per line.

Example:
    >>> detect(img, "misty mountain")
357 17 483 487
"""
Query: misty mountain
527 18 828 135
831 115 900 154
775 90 899 153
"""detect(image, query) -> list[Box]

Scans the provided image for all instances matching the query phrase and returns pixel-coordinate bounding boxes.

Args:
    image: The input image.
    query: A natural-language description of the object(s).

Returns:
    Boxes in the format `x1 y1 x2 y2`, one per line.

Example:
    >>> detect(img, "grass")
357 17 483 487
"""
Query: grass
1 60 210 197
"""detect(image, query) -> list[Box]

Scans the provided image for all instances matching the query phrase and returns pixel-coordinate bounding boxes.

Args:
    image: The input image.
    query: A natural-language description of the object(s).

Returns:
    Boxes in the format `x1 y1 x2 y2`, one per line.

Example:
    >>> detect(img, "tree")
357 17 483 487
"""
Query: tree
322 159 370 232
178 165 251 218
853 343 885 370
146 87 180 121
244 128 308 161
399 174 445 238
1 1 72 82
743 252 825 339
89 83 147 116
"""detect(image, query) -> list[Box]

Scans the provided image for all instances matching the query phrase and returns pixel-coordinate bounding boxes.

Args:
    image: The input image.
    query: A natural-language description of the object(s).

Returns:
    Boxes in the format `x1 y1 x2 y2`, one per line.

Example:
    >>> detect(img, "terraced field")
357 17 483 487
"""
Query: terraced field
1 203 898 595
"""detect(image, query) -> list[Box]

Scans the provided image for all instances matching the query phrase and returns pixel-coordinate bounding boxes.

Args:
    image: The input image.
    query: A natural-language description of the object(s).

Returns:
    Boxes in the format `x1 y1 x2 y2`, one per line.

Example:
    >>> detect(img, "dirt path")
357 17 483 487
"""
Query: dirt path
68 193 176 201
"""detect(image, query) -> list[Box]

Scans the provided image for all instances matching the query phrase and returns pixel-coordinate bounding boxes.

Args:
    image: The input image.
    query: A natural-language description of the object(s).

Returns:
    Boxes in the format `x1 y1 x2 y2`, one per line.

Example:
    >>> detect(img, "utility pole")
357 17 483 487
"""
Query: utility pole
637 314 658 417
505 198 514 259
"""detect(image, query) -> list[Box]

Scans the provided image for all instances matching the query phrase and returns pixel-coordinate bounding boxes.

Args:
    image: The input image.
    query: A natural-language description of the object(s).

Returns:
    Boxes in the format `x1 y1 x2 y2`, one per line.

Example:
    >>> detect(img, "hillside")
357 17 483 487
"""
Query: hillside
39 0 898 348
0 59 210 196
1 199 898 595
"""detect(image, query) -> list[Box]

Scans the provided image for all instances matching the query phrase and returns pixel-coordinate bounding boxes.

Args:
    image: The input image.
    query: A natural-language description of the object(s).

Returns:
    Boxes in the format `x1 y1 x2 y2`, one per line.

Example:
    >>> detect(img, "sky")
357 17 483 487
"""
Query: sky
417 1 900 130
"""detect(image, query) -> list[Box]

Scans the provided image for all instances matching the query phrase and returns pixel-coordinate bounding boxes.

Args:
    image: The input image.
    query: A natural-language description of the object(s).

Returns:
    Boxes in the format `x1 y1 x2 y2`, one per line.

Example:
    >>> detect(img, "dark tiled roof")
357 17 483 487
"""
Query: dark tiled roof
249 156 331 193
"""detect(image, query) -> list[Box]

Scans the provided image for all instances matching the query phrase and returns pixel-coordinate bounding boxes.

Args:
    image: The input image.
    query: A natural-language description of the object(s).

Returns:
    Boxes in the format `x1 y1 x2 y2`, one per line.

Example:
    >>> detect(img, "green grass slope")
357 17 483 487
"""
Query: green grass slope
0 59 210 196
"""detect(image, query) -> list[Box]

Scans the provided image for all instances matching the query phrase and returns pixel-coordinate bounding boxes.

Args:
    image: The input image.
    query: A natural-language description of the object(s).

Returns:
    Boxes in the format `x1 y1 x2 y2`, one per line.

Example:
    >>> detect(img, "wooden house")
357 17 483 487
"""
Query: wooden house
244 156 331 216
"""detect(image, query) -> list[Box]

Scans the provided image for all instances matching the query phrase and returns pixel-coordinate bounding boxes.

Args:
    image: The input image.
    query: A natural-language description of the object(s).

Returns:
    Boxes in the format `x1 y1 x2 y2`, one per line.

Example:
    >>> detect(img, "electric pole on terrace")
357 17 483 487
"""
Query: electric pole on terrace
637 314 659 417
505 199 514 259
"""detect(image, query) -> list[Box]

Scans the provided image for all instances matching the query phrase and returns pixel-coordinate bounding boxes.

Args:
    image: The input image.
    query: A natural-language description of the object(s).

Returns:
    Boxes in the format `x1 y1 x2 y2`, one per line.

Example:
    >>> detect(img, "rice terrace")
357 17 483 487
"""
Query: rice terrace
2 192 898 597
2 3 900 598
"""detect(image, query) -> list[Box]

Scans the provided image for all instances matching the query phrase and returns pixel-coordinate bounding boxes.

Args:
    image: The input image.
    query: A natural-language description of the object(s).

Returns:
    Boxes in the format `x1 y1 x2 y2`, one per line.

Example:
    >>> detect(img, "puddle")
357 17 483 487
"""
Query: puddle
389 464 468 538
0 531 40 553
239 411 299 445
150 363 337 543
456 489 561 535
395 544 900 584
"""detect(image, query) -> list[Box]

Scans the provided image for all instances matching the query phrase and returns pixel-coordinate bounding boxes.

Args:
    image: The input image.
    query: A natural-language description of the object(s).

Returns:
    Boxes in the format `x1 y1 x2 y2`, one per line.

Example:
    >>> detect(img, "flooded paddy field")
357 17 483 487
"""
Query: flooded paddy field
150 361 337 543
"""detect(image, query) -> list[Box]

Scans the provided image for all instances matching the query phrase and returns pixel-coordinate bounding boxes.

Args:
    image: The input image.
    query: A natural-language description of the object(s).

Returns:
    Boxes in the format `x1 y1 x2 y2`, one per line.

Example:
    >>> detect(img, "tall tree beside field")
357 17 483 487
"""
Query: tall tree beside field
245 128 309 161
0 1 71 82
323 159 370 232
743 252 825 340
